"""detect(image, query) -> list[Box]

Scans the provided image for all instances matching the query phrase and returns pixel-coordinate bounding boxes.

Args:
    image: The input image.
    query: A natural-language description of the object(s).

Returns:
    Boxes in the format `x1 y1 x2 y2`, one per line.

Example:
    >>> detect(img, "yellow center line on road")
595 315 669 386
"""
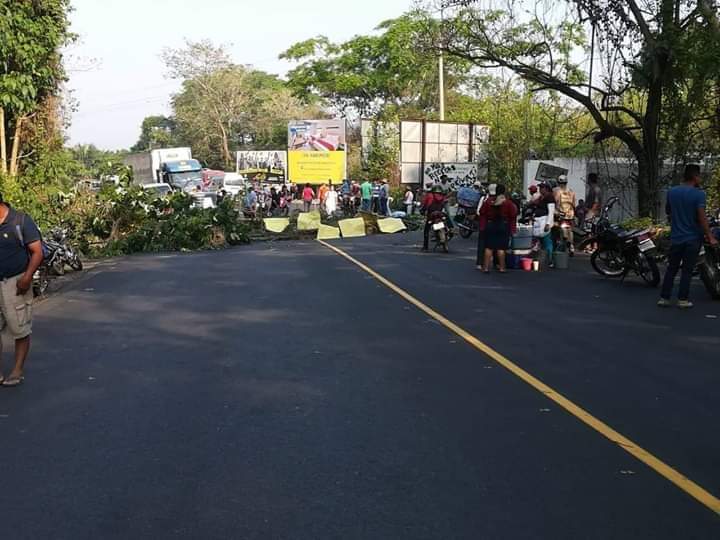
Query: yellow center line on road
318 239 720 516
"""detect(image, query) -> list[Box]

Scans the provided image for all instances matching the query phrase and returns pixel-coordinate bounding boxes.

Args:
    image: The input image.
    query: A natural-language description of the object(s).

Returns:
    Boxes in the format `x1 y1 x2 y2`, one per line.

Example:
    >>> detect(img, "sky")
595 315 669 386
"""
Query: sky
66 0 414 150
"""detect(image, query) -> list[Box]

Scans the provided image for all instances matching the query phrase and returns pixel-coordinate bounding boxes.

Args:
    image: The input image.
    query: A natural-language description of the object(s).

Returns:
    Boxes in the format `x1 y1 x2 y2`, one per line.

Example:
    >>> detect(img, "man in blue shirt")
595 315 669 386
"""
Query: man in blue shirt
0 197 44 387
659 164 718 308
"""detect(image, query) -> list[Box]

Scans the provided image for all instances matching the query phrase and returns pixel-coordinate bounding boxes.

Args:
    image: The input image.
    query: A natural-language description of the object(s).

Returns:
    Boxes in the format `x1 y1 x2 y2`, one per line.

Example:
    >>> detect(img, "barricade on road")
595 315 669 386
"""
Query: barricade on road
264 218 290 233
339 218 366 238
297 211 322 231
317 224 341 240
377 218 407 234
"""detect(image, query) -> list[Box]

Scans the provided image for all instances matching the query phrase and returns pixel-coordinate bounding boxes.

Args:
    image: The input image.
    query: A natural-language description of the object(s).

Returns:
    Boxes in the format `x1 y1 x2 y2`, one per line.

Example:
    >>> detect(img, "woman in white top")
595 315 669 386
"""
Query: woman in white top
324 185 339 216
403 187 414 215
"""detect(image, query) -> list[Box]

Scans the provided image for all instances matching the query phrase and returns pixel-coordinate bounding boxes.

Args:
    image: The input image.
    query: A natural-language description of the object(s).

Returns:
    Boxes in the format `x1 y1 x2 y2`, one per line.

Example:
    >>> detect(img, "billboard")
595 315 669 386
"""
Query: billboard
288 120 346 184
400 121 490 186
236 151 287 182
423 163 479 189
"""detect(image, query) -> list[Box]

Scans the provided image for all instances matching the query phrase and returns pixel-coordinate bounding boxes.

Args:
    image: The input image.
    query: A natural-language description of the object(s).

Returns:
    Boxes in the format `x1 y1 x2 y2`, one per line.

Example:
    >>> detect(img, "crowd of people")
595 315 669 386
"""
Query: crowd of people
413 172 606 272
240 178 408 219
415 165 720 309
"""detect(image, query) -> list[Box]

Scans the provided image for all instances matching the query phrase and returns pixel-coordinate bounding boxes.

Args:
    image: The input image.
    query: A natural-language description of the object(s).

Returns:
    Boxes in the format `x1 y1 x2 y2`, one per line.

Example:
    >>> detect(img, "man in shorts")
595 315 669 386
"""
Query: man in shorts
0 196 44 387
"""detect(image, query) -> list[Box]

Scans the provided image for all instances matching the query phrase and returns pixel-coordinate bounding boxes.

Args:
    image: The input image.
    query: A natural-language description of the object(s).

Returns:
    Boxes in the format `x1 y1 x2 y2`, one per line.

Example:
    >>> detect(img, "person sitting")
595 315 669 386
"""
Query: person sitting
478 184 518 273
421 186 448 252
244 187 258 218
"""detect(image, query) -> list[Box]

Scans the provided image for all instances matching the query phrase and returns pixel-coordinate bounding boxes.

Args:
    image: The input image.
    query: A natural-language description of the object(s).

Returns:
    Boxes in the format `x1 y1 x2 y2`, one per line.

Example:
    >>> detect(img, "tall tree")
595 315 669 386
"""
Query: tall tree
163 40 320 169
0 0 74 176
281 13 469 119
439 0 720 217
131 116 177 152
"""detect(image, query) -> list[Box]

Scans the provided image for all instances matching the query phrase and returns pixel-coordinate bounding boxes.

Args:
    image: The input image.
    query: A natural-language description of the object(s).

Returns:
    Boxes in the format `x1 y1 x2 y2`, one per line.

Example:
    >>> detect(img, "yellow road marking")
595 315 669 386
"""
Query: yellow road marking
318 240 720 516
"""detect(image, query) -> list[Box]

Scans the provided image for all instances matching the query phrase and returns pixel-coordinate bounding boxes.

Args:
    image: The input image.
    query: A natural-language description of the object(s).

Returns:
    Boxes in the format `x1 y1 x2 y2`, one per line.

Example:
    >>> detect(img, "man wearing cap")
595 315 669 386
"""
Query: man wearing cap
554 175 577 255
437 175 455 227
0 195 44 387
421 185 448 251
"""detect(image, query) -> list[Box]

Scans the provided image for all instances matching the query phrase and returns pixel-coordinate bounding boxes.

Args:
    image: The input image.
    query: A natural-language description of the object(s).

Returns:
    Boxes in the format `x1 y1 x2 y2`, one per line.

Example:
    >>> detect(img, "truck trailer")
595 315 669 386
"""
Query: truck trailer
124 148 204 191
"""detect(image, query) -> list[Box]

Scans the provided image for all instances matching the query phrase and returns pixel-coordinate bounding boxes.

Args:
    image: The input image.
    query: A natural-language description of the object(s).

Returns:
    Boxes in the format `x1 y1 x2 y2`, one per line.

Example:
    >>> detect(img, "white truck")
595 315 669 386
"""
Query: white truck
124 148 216 207
124 148 204 191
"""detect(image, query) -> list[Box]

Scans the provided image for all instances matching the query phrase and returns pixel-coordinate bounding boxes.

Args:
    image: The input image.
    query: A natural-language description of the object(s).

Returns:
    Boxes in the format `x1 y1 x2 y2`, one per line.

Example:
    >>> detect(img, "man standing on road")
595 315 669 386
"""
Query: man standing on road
0 195 44 387
371 181 381 213
554 175 577 255
379 179 389 216
360 179 373 212
403 186 414 216
658 164 718 309
438 175 455 227
302 183 315 213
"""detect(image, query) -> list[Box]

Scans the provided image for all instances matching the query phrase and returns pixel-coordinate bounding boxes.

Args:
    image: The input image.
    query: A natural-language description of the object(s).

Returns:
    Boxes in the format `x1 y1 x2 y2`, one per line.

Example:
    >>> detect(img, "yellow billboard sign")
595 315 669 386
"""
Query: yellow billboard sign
288 120 347 184
288 151 346 184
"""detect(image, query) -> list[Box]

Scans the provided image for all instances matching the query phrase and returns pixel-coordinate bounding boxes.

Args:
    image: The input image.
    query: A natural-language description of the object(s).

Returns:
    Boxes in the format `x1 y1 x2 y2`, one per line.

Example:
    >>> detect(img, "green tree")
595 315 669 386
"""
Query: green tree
163 40 320 169
0 0 74 176
281 12 468 118
130 116 177 152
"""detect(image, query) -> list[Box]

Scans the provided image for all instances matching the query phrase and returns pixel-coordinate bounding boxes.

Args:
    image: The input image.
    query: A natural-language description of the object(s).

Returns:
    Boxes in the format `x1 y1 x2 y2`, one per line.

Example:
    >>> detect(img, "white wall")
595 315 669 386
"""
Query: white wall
523 158 588 196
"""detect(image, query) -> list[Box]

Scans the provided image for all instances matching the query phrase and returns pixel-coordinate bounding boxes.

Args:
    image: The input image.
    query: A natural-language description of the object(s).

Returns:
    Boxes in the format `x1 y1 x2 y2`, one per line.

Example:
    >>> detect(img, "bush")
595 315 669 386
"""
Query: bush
0 173 250 258
84 187 250 256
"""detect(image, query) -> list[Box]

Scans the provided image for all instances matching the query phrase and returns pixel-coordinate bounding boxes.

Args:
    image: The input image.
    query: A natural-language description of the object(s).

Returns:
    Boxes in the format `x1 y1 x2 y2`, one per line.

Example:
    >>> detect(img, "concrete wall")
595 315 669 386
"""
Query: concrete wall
523 158 657 222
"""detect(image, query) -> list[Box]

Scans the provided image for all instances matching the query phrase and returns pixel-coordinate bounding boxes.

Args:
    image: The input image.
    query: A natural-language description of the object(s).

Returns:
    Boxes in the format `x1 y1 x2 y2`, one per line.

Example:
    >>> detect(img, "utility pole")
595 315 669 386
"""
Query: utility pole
438 0 478 121
439 2 446 121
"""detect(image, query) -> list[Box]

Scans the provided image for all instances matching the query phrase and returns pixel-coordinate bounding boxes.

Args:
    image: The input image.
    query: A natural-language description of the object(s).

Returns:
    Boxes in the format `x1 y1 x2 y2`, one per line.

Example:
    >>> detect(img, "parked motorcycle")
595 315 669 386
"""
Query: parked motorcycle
589 197 660 287
32 227 83 296
698 215 720 299
455 186 483 239
455 205 478 238
341 194 356 218
46 228 83 275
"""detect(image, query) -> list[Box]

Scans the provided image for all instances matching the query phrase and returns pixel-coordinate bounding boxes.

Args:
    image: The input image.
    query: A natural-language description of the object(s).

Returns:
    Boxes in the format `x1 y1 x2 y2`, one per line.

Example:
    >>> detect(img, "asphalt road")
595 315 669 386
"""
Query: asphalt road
1 232 719 539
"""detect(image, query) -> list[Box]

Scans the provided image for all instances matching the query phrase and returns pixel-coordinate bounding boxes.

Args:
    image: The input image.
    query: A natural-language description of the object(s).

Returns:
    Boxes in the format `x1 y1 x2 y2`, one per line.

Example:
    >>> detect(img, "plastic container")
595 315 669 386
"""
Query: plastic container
506 254 519 269
520 257 533 271
553 251 570 269
511 225 533 250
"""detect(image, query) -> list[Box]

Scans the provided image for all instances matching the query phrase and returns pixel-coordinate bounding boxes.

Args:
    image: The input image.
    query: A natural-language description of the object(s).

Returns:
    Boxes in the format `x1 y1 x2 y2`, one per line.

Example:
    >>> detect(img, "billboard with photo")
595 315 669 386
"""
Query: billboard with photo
288 120 347 184
236 151 287 182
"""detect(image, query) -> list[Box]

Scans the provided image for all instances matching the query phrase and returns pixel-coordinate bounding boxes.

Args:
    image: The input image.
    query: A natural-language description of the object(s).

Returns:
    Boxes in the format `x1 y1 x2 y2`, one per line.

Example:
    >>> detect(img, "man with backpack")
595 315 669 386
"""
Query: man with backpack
0 195 44 387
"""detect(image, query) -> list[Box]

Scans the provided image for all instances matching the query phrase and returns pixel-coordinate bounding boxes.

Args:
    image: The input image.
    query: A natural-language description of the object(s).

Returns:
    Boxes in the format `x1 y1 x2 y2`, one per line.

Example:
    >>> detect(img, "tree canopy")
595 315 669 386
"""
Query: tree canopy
0 0 74 175
439 0 720 216
281 13 469 119
147 40 322 169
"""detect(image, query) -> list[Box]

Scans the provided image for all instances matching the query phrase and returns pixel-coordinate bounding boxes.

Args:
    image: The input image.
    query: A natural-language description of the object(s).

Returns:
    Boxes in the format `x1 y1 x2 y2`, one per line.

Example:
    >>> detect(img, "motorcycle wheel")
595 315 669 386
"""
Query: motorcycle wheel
33 271 49 297
458 225 473 239
637 253 660 287
438 230 449 253
51 258 65 276
69 255 83 272
700 249 720 299
591 247 625 277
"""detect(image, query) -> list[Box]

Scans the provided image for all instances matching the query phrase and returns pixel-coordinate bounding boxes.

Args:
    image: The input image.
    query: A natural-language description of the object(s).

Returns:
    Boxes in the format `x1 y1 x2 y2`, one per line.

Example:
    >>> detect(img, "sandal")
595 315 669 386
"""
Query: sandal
2 375 24 387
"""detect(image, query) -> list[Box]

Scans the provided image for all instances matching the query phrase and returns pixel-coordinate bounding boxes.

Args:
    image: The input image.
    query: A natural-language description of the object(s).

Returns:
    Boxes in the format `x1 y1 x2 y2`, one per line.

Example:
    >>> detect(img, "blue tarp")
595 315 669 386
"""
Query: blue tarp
457 187 481 208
